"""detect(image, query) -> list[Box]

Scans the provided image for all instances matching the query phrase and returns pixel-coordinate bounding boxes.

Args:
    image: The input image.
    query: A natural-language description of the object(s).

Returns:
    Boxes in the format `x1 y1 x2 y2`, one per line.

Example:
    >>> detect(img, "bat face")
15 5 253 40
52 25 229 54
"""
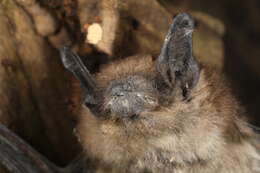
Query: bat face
103 75 158 117
60 13 260 173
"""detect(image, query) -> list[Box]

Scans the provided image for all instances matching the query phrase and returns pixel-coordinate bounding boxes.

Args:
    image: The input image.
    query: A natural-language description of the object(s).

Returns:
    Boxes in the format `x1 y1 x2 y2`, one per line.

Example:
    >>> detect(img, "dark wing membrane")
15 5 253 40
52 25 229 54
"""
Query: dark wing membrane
0 123 61 173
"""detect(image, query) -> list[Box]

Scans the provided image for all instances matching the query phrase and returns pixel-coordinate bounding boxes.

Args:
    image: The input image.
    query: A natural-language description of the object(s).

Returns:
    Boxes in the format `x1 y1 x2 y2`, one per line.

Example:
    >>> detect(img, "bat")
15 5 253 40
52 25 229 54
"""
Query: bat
61 13 260 173
0 13 259 173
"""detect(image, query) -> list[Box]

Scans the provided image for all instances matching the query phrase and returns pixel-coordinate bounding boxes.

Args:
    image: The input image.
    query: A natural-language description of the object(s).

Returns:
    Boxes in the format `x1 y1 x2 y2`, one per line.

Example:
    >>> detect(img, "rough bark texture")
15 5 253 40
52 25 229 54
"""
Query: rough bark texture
0 0 79 167
0 0 259 171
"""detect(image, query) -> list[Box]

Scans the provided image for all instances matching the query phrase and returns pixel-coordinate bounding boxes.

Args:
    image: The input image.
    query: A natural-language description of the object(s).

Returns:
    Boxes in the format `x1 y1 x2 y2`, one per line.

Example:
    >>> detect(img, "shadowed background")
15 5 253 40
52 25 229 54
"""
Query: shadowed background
0 0 259 170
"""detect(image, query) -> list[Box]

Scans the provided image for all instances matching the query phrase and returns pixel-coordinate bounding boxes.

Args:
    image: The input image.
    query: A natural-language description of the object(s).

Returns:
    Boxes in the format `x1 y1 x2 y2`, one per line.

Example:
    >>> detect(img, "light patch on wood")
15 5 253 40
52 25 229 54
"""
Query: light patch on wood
87 23 103 44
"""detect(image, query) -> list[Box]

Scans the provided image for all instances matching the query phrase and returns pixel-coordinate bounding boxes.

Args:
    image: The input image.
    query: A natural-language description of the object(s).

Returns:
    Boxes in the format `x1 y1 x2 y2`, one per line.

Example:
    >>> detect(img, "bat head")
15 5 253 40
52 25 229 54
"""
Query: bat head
60 13 199 119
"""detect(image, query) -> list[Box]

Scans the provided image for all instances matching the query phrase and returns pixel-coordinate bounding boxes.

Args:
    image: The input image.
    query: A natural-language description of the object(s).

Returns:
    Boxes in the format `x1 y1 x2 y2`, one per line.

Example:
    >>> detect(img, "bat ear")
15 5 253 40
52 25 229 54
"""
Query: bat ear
156 13 200 98
59 47 100 106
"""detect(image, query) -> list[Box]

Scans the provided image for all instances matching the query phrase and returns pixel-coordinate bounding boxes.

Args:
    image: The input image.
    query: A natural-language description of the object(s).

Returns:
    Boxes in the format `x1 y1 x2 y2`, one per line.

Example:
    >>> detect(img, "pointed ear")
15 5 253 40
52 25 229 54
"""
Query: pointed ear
157 13 200 98
59 46 99 105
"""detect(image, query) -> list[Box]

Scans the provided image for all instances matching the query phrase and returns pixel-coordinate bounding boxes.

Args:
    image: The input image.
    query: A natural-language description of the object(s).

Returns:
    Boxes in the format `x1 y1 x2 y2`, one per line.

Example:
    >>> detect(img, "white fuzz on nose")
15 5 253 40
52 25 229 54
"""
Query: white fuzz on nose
121 100 129 108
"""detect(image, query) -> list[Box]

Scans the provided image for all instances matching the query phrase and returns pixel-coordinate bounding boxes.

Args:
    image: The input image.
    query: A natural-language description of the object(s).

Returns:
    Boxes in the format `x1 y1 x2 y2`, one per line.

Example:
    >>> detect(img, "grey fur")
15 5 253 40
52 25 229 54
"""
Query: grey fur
103 75 158 117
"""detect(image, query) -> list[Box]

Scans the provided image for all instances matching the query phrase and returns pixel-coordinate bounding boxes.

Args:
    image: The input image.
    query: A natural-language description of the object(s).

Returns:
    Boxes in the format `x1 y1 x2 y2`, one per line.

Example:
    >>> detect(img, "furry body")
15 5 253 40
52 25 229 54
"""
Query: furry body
77 55 260 173
60 13 260 173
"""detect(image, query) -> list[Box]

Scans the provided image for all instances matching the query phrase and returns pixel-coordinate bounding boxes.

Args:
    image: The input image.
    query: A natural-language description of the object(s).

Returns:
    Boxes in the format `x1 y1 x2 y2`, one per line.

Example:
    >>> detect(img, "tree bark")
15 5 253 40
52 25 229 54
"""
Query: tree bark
0 0 79 166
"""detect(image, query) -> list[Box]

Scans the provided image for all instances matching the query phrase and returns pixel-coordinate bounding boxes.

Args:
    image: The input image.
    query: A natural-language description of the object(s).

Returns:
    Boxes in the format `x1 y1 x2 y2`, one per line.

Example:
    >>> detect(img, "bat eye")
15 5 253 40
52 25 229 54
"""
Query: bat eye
115 92 125 97
182 20 189 27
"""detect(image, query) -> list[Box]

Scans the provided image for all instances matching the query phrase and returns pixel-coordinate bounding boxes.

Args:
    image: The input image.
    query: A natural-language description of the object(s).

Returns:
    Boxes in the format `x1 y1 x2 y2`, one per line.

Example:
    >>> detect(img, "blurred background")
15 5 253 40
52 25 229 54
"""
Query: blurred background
0 0 259 170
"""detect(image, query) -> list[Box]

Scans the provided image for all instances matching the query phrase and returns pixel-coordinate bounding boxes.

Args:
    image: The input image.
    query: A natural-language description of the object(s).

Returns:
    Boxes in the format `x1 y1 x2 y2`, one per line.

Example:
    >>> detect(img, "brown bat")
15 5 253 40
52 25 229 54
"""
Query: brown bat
0 13 259 173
